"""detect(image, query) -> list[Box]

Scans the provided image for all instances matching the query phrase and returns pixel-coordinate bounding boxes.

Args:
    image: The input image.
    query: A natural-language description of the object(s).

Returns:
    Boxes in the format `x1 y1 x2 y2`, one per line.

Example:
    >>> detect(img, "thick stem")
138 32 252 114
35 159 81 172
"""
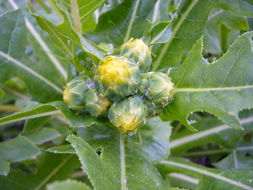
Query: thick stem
120 132 127 190
0 105 23 112
70 0 82 34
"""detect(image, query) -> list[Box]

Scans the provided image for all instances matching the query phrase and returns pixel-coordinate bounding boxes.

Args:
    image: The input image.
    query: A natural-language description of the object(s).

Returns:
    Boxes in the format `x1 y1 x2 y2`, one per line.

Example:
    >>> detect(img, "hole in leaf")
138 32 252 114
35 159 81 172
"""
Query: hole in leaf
96 147 103 157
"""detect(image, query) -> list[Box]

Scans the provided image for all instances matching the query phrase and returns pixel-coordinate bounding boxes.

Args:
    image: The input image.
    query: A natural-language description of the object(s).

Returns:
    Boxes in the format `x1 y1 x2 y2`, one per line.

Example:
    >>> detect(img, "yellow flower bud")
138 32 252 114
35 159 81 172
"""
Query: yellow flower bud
114 38 152 72
95 56 141 101
108 96 147 133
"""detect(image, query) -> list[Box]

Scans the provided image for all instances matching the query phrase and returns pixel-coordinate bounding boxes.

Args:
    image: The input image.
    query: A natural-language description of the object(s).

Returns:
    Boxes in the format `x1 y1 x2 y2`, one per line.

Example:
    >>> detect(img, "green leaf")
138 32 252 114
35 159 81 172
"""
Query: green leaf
32 12 82 71
162 32 253 130
87 0 157 46
61 0 105 33
0 159 10 176
47 179 91 190
0 153 79 189
25 128 61 145
0 101 99 128
0 102 59 126
147 0 171 24
26 31 68 85
32 4 104 70
151 0 253 70
128 117 172 162
215 151 253 169
47 145 75 154
66 134 116 190
75 118 171 189
0 10 63 102
23 116 51 134
67 131 166 190
158 158 253 190
170 112 253 153
204 9 249 55
0 136 40 176
0 136 40 162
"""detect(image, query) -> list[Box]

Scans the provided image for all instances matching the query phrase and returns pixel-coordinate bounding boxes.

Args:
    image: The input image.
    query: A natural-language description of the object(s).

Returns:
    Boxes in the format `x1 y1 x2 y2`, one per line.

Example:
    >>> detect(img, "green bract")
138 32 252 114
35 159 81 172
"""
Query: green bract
108 96 147 133
85 88 112 117
63 77 93 111
141 72 174 106
114 38 151 72
95 56 141 101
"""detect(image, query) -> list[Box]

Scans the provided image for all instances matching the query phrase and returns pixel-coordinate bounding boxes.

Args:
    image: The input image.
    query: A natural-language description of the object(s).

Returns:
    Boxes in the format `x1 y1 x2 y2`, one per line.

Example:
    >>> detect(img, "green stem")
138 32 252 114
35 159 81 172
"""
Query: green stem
70 0 82 34
4 87 28 99
120 132 127 190
0 105 23 112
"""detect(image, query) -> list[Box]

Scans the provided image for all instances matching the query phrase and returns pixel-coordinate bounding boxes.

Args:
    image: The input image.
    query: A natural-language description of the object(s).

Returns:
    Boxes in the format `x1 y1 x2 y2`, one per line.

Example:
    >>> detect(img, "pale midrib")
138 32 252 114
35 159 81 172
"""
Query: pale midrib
124 0 140 42
120 132 127 190
0 51 63 93
9 0 67 80
152 0 199 71
175 146 253 157
232 150 238 169
0 110 61 125
34 155 72 190
174 85 253 93
71 0 82 34
170 116 253 148
161 160 253 190
151 0 160 24
169 173 199 184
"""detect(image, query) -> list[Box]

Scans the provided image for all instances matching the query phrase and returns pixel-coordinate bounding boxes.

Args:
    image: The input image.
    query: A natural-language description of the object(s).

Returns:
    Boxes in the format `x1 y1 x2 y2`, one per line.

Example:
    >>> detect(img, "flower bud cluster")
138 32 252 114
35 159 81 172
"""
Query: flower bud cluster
63 39 174 133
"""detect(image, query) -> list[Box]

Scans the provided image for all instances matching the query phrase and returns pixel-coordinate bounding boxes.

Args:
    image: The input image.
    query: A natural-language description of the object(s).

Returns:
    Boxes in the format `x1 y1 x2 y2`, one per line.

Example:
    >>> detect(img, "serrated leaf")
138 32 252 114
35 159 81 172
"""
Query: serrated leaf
75 118 171 189
162 32 253 131
67 131 166 190
66 134 116 190
204 9 249 55
47 179 91 190
158 158 253 190
0 136 40 176
151 0 253 70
